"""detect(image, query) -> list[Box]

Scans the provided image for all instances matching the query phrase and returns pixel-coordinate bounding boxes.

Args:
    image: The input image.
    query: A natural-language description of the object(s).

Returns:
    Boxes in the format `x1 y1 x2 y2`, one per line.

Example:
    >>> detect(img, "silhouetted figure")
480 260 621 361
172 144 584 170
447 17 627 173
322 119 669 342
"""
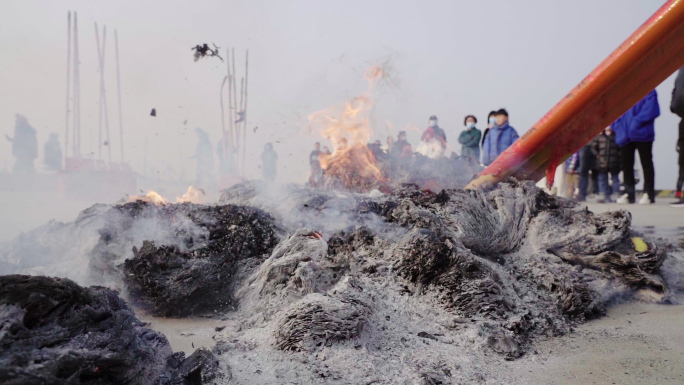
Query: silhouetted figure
261 143 278 182
190 128 213 187
6 114 38 174
309 142 323 187
44 133 63 171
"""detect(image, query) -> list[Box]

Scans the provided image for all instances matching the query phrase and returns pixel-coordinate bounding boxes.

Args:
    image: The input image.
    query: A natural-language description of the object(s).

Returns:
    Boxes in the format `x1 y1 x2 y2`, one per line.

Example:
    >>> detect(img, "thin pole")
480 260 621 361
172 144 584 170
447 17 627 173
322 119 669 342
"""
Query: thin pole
226 49 234 156
102 27 112 163
95 23 102 160
65 12 71 159
242 50 249 178
239 77 244 176
231 48 238 155
73 13 81 157
115 29 124 163
220 75 227 177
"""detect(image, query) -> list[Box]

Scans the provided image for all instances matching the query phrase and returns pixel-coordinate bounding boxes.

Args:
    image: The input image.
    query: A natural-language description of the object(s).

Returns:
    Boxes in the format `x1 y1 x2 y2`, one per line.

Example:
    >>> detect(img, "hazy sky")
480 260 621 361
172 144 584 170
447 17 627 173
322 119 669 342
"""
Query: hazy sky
1 0 680 189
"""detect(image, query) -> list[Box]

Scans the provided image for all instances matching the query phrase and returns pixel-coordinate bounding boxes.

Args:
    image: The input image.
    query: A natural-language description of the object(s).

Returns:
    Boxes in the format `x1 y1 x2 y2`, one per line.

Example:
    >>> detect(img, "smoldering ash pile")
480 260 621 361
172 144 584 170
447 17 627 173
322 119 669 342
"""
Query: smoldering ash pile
0 174 677 383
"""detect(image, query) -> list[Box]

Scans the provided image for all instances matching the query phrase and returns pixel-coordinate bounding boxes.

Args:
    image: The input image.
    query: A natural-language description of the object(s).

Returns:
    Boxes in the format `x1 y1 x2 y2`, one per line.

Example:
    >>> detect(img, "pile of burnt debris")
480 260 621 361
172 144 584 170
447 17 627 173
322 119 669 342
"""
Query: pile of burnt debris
0 179 676 383
0 275 226 384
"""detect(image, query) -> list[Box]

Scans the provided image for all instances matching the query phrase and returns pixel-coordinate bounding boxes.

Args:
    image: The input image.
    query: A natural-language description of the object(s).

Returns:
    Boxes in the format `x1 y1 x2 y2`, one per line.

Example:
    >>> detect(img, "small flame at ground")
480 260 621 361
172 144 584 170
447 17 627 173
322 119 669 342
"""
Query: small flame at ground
176 186 205 204
129 191 169 205
128 186 204 205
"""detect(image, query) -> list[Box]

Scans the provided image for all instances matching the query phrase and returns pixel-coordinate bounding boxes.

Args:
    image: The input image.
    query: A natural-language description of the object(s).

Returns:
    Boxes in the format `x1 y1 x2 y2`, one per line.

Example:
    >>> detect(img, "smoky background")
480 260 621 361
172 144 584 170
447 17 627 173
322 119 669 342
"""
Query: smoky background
0 0 678 241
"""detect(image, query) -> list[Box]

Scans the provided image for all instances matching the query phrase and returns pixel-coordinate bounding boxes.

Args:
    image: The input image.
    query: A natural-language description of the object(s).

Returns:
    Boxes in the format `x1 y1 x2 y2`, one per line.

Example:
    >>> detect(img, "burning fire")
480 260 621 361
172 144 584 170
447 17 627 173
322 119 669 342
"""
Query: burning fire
129 186 205 205
176 186 205 204
308 66 386 191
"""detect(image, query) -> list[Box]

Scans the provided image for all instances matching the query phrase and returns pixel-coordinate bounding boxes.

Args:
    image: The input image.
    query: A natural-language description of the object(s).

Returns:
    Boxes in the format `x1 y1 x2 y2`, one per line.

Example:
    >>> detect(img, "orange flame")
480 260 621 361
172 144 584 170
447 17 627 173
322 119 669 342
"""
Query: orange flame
176 186 205 204
129 191 169 205
308 66 386 190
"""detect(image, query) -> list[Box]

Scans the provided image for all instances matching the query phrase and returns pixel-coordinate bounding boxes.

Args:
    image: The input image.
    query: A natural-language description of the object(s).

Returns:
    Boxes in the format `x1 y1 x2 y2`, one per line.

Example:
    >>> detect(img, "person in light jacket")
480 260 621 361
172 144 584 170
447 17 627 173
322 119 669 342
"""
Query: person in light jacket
481 109 519 166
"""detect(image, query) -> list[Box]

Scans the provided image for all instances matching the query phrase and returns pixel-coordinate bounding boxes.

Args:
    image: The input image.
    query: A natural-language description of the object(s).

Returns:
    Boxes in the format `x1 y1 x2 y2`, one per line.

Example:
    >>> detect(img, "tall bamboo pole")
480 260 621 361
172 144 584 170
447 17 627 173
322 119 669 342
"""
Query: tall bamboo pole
65 12 71 159
95 23 102 160
219 75 227 177
73 13 81 157
239 77 244 176
115 29 124 163
242 50 249 178
231 48 238 155
226 49 234 157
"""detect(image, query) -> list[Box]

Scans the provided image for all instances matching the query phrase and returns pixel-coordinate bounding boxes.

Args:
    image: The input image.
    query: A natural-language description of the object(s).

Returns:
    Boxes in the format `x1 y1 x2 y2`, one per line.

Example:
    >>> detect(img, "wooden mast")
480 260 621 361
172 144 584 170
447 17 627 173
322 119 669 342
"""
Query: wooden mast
115 29 124 163
242 50 249 178
65 12 71 159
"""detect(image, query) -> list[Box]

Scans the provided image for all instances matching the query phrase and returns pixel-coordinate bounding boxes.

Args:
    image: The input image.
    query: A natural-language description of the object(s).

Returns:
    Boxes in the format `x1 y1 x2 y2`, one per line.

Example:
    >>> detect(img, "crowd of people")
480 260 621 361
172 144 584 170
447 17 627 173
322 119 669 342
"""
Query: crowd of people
307 108 520 187
565 66 684 207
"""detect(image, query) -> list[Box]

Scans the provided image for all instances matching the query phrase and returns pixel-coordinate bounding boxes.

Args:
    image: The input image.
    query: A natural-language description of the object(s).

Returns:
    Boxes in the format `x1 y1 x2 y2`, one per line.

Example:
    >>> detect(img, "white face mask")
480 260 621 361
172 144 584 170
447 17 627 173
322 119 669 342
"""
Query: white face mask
488 117 496 125
429 120 438 127
466 122 476 129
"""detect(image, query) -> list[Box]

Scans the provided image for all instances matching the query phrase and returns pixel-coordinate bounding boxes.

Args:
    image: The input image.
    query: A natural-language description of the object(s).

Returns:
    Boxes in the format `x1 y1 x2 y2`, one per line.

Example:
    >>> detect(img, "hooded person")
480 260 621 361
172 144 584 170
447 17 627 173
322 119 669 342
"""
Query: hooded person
458 115 481 161
261 142 278 182
391 131 412 160
613 90 660 204
6 114 38 173
481 109 519 166
671 66 684 206
43 133 63 171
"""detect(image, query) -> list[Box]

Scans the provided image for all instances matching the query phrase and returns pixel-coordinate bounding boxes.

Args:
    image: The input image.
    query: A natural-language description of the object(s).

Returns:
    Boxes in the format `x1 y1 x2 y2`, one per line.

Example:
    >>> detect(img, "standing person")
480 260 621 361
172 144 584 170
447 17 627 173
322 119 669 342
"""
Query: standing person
670 66 684 206
565 151 580 199
592 126 622 203
614 90 660 204
386 135 395 154
309 142 323 187
420 115 446 157
5 114 38 173
480 111 496 150
392 131 412 159
261 142 278 182
216 136 235 179
191 127 213 187
578 137 598 202
43 133 63 171
481 109 519 166
458 115 481 161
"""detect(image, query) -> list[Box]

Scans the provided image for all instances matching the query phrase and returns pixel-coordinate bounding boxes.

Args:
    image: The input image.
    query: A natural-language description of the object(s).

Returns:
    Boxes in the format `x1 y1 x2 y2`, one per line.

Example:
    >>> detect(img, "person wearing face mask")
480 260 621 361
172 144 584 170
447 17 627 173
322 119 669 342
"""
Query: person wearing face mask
458 115 481 161
421 115 447 156
481 109 519 166
480 111 496 149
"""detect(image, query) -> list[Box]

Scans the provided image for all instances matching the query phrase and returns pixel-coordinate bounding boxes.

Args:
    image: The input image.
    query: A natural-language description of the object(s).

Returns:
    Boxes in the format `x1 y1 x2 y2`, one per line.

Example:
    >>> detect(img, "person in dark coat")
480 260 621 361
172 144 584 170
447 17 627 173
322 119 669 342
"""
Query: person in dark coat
578 138 600 202
613 90 660 204
671 66 684 206
481 109 519 166
591 126 621 202
480 111 496 163
309 142 323 187
391 131 412 160
43 133 63 171
6 114 38 173
458 115 481 161
565 151 580 199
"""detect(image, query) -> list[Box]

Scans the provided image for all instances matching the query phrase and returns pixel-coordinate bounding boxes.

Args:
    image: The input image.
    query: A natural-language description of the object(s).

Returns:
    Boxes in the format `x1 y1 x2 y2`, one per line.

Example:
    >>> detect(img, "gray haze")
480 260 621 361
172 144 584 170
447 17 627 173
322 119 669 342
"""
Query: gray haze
0 1 680 187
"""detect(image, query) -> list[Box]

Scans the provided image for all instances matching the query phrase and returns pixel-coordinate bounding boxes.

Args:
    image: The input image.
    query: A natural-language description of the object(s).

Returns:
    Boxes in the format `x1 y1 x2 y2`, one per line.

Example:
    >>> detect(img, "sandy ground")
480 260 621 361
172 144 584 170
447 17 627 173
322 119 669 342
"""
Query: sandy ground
505 295 684 385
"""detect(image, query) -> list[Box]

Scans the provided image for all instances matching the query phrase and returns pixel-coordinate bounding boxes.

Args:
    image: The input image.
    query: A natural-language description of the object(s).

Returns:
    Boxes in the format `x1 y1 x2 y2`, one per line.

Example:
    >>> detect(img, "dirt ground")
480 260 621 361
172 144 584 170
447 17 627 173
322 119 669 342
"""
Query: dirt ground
504 295 684 385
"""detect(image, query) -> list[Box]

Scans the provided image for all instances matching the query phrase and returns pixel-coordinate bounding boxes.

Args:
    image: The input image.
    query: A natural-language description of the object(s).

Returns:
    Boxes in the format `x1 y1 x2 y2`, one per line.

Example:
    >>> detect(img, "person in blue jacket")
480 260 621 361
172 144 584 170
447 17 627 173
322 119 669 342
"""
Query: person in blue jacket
481 108 519 166
613 90 660 204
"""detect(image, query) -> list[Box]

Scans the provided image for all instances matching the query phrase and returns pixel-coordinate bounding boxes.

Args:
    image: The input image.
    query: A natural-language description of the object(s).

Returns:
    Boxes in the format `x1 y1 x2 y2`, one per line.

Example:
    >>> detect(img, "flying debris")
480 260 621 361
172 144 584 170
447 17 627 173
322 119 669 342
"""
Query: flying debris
253 126 258 133
150 108 156 117
235 111 245 123
192 43 223 62
183 119 188 125
103 141 109 146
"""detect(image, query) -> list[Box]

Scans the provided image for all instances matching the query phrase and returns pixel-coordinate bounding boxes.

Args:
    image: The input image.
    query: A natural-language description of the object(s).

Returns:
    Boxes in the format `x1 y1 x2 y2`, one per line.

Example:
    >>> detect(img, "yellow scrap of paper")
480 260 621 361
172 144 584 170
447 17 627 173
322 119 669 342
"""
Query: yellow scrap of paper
631 237 648 252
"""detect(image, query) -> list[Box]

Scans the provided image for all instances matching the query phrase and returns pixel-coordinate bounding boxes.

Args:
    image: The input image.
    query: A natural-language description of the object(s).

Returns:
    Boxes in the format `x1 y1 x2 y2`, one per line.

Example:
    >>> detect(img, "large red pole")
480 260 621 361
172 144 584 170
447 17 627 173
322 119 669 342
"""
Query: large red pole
467 0 684 189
